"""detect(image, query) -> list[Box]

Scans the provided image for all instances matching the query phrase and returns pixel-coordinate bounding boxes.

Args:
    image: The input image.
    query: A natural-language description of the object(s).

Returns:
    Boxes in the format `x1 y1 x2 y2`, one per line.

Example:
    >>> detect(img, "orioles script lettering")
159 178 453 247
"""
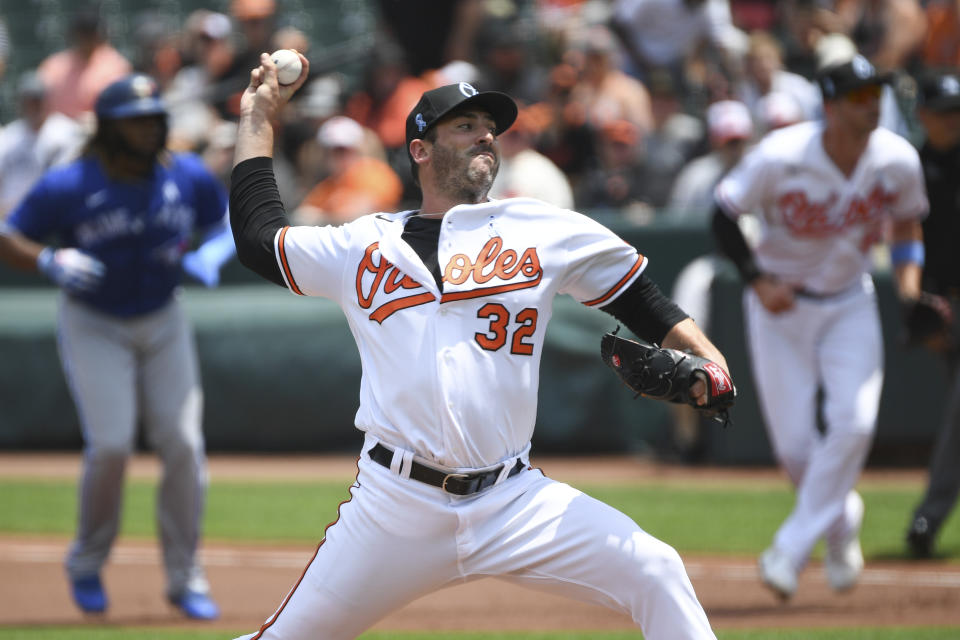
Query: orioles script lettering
778 185 896 238
355 239 543 323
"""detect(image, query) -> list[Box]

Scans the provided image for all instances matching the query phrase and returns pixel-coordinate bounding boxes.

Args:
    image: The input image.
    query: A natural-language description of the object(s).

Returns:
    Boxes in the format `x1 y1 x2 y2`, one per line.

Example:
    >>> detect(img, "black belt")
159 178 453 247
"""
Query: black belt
368 442 525 496
793 283 860 301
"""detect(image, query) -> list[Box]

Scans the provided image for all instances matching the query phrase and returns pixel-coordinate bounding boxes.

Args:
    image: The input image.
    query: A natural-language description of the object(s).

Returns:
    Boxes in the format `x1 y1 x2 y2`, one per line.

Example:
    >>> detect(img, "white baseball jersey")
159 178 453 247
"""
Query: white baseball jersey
274 197 645 469
715 121 928 294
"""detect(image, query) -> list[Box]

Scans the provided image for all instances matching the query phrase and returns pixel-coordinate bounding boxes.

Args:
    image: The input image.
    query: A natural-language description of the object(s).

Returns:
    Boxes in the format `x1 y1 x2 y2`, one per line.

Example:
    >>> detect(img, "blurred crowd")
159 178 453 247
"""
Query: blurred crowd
0 0 956 224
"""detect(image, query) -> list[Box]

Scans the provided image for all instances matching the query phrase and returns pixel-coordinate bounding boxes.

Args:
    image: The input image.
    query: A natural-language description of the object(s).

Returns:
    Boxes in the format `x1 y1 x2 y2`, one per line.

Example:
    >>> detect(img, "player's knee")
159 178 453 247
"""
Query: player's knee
618 535 689 591
823 407 876 438
85 442 133 463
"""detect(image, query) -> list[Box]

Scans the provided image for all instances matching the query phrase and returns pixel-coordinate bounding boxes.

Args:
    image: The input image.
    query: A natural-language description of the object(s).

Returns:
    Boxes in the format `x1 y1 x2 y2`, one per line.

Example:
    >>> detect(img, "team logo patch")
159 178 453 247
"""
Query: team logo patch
131 75 156 97
611 354 621 368
415 113 427 132
704 363 732 395
459 82 478 97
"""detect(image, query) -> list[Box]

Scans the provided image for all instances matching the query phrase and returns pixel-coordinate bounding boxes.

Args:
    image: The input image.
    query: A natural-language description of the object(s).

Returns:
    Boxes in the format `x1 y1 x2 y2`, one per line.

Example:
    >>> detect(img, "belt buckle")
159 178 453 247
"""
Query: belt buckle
441 472 471 494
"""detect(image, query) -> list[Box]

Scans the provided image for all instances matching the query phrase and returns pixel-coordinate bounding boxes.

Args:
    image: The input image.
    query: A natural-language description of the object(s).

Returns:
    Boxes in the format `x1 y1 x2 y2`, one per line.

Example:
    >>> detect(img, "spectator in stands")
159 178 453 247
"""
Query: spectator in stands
667 100 754 224
755 91 808 134
201 120 238 189
213 0 278 120
641 69 707 208
373 0 484 76
474 18 548 104
735 31 822 126
165 11 236 152
609 0 747 96
569 25 655 135
488 106 574 209
834 0 927 71
774 0 848 79
293 116 403 226
37 5 132 120
130 11 182 91
574 119 656 223
533 63 597 186
0 72 85 218
345 40 431 204
921 0 960 67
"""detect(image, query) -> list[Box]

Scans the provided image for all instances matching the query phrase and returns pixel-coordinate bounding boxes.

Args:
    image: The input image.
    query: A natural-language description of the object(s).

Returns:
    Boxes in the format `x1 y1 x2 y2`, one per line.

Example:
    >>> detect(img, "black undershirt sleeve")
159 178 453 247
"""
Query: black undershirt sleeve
229 156 287 286
711 204 761 283
601 273 689 345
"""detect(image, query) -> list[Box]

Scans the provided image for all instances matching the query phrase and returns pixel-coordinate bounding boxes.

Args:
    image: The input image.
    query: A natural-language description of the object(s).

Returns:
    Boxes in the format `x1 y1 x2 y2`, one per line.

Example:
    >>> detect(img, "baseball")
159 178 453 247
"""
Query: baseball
270 49 302 85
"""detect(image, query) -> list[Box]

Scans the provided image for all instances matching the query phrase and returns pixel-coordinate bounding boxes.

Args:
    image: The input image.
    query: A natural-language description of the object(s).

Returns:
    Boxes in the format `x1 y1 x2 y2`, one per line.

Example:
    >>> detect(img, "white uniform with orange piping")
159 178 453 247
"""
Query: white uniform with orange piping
233 196 717 640
715 121 928 572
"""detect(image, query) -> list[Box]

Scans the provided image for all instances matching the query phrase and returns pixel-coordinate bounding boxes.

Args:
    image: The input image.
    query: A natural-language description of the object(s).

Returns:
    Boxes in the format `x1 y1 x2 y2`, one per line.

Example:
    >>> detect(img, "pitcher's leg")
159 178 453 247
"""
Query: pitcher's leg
241 460 462 640
58 298 138 580
466 472 715 640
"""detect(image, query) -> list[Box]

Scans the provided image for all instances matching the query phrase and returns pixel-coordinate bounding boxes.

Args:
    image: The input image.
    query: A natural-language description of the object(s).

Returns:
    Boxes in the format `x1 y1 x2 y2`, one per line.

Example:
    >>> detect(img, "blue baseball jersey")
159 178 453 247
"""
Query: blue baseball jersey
9 152 227 317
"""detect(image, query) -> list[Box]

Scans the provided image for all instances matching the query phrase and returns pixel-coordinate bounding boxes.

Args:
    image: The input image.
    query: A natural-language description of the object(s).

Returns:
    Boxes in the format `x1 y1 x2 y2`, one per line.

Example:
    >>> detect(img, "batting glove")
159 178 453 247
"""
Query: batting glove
37 247 106 294
182 222 236 288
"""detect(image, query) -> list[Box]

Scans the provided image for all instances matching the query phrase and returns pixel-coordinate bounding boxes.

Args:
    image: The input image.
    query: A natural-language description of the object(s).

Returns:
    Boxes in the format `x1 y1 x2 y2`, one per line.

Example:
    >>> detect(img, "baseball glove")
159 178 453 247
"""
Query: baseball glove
903 292 954 347
600 329 736 425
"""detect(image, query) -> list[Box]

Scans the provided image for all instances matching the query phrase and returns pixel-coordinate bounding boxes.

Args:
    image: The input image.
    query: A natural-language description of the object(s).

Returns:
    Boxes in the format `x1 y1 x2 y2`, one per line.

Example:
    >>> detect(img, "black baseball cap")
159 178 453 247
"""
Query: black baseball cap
817 55 892 100
405 82 518 148
916 69 960 112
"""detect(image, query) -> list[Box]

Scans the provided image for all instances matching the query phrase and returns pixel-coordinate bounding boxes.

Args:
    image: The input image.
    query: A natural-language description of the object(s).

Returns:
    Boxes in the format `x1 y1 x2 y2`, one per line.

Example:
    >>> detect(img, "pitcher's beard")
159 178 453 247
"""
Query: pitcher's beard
433 144 499 204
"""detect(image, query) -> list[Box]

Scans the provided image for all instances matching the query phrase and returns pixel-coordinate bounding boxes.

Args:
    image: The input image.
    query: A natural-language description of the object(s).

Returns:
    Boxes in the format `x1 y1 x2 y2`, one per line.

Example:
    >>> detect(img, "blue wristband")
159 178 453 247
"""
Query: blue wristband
890 240 925 267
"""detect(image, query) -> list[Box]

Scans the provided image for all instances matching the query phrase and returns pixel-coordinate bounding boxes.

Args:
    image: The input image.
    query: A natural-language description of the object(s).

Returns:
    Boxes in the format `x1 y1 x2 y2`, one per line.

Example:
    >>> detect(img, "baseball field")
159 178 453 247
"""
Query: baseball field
1 452 958 639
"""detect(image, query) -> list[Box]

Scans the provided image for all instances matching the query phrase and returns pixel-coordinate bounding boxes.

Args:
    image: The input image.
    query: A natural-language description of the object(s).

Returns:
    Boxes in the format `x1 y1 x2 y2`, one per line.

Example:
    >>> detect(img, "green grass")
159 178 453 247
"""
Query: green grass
1 477 957 640
1 478 957 560
0 628 959 640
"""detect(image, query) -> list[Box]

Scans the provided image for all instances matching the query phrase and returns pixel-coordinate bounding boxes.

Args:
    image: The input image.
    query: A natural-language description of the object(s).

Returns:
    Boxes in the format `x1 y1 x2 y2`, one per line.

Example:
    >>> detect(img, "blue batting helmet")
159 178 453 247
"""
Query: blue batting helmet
94 74 167 119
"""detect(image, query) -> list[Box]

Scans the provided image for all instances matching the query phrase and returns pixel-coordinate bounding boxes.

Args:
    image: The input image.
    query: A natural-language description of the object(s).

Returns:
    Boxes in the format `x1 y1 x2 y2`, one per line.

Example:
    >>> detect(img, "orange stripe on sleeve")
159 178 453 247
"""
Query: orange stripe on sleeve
277 226 304 296
582 254 644 307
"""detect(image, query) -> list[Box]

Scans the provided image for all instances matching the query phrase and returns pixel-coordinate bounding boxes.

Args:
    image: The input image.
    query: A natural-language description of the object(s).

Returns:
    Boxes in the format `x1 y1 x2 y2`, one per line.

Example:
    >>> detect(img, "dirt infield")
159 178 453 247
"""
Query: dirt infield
2 453 959 633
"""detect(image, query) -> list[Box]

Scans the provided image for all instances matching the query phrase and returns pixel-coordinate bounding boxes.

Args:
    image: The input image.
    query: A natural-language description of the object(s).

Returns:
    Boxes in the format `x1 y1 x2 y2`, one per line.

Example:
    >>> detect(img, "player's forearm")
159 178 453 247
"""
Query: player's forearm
711 205 761 283
0 229 44 271
661 317 729 374
891 219 924 300
233 112 275 166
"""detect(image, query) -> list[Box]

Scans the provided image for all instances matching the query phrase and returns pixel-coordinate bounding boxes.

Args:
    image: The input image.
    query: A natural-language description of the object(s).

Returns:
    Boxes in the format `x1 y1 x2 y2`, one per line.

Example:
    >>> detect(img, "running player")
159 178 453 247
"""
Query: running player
712 54 928 597
0 74 232 619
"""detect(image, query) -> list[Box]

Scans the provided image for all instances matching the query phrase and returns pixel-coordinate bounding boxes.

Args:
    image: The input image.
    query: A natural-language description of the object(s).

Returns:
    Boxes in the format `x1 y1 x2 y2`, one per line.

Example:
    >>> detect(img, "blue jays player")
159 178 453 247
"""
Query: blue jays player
0 74 234 619
227 53 732 640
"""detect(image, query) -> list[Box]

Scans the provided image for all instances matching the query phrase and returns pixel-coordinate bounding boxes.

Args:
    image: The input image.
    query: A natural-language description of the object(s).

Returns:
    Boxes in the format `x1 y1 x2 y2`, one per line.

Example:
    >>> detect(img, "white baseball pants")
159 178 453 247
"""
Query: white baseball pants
235 434 716 640
744 276 882 568
57 294 210 598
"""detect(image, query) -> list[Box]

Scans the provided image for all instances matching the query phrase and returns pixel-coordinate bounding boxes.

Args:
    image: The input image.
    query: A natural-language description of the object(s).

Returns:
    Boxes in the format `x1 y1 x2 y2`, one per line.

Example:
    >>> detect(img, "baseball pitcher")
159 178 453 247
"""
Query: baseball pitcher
229 52 733 640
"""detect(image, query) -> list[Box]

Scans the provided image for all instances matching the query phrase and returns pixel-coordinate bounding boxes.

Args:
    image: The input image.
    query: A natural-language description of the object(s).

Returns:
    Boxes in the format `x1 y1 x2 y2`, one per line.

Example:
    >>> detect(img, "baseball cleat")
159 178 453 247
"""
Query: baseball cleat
825 491 864 592
758 547 797 600
825 537 863 591
169 590 220 620
70 575 107 614
906 515 935 558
